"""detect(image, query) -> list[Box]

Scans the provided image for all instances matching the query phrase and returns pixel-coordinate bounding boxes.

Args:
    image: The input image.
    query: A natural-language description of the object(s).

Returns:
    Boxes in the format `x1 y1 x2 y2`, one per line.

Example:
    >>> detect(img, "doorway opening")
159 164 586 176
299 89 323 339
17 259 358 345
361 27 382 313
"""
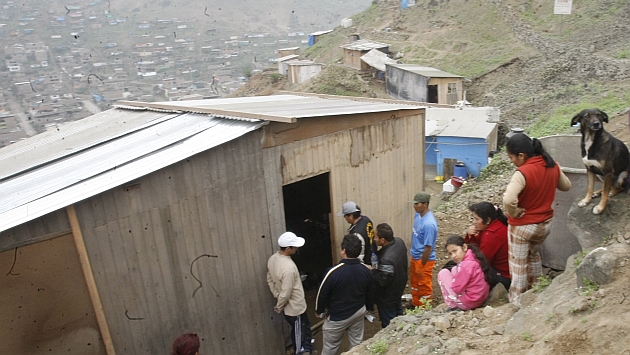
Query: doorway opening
282 172 333 291
428 84 438 103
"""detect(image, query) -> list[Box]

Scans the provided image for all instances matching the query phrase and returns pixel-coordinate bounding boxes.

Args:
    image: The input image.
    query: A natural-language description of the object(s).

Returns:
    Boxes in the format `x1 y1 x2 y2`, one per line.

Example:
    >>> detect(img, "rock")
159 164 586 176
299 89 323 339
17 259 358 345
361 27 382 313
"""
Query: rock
444 337 466 353
416 325 435 336
432 316 451 332
397 315 419 323
466 317 480 328
415 345 431 355
476 327 494 336
520 290 538 307
488 283 508 304
493 325 505 335
576 247 618 286
483 305 496 318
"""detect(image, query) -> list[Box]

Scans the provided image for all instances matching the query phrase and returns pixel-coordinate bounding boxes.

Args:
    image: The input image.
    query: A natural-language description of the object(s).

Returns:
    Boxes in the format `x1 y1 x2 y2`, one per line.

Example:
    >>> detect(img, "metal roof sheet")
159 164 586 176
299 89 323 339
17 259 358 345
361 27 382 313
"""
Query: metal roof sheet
309 30 333 36
386 63 462 78
425 107 496 138
0 110 264 232
119 94 423 122
274 54 300 62
360 48 396 71
340 39 390 51
0 94 423 232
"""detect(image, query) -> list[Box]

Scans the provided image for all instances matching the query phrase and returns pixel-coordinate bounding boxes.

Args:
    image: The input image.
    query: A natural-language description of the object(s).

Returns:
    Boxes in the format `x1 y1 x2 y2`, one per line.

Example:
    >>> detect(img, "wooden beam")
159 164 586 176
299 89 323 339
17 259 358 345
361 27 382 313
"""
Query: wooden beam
66 205 117 355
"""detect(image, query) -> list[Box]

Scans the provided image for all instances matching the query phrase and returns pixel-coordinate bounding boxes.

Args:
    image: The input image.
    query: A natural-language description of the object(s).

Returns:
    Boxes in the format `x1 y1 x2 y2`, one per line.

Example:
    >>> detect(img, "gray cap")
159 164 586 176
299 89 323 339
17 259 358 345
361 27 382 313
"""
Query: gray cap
338 201 360 216
411 192 431 204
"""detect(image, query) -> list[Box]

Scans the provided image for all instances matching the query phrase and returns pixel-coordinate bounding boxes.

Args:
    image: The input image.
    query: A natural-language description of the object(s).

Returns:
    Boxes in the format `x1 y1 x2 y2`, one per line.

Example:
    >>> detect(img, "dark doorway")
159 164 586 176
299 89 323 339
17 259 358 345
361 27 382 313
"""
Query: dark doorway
282 173 333 291
428 84 438 103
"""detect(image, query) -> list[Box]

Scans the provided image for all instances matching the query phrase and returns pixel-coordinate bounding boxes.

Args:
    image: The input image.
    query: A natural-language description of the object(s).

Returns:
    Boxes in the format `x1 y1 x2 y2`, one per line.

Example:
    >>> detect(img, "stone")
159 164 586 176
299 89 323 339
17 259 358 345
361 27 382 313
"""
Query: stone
476 327 494 336
397 315 420 323
415 345 431 355
576 247 619 286
432 316 451 332
488 283 508 304
493 325 505 335
444 337 466 353
483 305 496 318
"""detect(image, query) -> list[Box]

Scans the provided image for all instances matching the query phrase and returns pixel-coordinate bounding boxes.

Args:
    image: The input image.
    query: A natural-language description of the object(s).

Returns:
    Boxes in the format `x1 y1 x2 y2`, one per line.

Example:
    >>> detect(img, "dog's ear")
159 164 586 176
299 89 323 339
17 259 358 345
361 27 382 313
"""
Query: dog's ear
597 109 609 123
570 112 582 127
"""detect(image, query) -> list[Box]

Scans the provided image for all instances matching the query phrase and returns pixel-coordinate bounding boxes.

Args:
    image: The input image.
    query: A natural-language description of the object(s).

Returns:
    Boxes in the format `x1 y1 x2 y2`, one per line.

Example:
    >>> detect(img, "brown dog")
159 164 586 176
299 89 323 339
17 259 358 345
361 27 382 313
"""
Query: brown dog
571 108 630 214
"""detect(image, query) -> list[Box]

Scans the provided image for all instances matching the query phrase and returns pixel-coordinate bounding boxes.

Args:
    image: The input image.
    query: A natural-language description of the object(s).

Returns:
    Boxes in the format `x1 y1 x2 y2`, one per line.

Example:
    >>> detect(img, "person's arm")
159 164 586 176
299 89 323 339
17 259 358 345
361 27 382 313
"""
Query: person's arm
557 167 572 191
275 270 295 312
420 246 432 266
266 270 279 299
450 262 473 295
373 258 395 287
315 271 331 316
464 226 481 246
503 171 526 218
479 230 501 264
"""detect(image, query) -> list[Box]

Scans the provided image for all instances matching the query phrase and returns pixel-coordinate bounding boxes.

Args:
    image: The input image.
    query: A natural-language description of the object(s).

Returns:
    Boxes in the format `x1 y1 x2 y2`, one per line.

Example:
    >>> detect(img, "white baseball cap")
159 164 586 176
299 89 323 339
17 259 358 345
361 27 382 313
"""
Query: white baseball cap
278 232 305 247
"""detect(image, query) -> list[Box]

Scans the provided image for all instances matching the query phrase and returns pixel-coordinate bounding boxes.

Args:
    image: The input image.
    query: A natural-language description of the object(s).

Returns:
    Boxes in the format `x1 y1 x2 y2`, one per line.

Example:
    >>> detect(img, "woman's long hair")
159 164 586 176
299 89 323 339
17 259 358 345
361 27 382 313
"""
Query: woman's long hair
445 235 493 284
506 132 556 168
469 202 508 226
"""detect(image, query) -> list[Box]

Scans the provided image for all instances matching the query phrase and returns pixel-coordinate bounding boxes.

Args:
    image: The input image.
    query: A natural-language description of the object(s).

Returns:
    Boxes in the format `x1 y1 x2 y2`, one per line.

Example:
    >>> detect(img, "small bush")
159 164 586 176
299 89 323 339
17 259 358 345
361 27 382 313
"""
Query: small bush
369 339 388 355
531 275 551 293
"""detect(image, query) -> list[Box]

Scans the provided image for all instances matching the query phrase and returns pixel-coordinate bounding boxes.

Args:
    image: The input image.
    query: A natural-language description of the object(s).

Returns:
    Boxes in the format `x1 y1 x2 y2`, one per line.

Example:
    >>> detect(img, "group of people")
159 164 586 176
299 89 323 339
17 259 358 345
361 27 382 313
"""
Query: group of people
264 132 571 355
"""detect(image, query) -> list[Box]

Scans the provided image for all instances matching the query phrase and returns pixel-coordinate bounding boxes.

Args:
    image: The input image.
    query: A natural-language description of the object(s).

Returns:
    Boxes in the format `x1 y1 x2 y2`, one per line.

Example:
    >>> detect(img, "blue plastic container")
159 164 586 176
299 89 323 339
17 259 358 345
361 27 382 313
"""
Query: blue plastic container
453 163 467 178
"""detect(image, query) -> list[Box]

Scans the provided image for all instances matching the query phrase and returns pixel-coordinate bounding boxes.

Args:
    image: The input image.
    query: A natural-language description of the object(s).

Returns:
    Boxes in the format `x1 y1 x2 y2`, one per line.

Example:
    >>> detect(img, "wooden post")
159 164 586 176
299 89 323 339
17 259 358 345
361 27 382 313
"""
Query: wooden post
66 205 117 355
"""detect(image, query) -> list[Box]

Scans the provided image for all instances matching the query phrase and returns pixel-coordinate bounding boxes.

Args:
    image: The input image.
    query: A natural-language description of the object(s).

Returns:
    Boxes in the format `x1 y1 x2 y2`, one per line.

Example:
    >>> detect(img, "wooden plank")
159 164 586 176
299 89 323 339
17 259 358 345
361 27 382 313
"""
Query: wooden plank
66 205 117 355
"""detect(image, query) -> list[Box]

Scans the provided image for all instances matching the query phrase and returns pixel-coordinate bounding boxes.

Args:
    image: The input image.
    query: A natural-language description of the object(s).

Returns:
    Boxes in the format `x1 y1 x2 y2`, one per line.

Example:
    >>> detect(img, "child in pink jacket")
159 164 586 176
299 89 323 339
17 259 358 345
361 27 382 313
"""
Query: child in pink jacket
437 235 491 311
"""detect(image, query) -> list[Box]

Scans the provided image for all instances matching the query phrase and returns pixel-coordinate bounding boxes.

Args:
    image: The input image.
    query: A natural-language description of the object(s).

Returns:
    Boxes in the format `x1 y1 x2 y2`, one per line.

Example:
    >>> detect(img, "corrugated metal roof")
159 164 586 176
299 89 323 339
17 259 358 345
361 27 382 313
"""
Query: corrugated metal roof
387 63 462 78
0 94 424 232
425 107 496 138
285 60 321 67
118 94 423 122
0 110 265 232
274 54 300 62
360 48 396 71
309 30 333 36
340 39 390 51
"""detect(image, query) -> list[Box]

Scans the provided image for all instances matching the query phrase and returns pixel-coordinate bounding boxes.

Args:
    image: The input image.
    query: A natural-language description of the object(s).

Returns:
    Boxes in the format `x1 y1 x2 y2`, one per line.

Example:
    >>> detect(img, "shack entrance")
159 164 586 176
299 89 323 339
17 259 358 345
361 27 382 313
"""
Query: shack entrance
428 85 438 103
282 173 333 291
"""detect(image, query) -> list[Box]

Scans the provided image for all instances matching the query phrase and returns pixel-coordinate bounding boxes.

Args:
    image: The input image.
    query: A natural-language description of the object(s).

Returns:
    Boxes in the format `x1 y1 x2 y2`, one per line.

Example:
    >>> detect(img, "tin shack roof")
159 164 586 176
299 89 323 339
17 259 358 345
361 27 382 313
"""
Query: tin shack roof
386 63 463 78
0 94 423 232
425 107 497 139
340 39 390 51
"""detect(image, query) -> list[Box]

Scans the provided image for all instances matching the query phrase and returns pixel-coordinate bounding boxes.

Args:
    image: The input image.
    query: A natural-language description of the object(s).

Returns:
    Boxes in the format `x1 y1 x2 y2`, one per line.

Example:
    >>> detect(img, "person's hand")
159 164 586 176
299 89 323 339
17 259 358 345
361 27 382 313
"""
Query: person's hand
516 209 526 218
467 225 478 236
316 312 326 318
273 307 282 313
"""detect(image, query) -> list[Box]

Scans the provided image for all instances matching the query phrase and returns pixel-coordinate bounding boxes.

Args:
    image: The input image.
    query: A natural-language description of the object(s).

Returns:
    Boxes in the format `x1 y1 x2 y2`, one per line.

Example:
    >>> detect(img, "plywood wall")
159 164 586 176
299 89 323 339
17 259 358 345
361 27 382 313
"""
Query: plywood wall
0 234 106 355
73 131 284 354
277 113 425 260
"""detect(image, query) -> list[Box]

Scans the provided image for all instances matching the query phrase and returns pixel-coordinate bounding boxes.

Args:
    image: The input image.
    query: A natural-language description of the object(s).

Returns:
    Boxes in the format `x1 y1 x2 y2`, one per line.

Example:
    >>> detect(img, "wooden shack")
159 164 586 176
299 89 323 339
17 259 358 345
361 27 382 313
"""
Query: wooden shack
285 60 323 84
340 39 390 71
0 94 426 355
386 63 463 105
276 46 300 58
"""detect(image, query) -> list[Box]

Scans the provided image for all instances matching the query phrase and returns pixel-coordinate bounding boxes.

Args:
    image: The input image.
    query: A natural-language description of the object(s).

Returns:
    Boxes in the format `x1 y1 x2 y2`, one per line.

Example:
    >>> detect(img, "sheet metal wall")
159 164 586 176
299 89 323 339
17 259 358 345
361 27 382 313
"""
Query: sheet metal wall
73 130 283 354
276 113 425 259
386 66 430 102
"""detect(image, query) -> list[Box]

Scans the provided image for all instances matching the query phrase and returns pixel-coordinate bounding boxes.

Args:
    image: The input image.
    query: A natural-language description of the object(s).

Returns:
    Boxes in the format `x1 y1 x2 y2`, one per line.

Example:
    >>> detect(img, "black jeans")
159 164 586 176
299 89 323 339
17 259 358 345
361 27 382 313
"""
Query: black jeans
283 312 314 354
377 300 404 328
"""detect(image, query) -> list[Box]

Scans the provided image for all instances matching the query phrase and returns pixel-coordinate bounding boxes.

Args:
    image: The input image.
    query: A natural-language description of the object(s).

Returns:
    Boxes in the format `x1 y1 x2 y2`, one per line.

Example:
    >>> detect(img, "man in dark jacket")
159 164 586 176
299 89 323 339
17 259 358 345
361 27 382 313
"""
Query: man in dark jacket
372 223 409 328
315 234 375 355
338 201 375 265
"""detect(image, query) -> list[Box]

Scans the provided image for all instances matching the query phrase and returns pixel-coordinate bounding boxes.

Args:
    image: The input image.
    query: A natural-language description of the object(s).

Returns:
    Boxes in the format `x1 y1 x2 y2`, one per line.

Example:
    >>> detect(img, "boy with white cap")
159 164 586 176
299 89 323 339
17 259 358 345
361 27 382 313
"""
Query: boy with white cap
267 232 317 355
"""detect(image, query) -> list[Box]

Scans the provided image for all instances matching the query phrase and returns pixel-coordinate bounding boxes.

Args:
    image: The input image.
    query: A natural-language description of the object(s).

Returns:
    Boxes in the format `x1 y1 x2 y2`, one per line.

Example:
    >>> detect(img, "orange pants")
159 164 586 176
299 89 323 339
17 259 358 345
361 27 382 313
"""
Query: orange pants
409 258 435 307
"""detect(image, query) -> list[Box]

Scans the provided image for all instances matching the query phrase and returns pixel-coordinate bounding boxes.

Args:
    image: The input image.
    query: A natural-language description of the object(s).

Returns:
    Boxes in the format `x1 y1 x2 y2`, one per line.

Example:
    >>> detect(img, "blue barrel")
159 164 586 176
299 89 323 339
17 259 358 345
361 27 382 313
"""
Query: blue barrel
453 163 467 178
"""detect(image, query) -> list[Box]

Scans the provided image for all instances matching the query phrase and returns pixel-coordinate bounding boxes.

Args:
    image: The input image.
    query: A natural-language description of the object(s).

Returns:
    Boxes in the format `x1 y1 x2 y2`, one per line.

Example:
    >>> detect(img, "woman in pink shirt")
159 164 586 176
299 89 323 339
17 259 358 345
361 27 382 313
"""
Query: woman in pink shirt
437 236 492 311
